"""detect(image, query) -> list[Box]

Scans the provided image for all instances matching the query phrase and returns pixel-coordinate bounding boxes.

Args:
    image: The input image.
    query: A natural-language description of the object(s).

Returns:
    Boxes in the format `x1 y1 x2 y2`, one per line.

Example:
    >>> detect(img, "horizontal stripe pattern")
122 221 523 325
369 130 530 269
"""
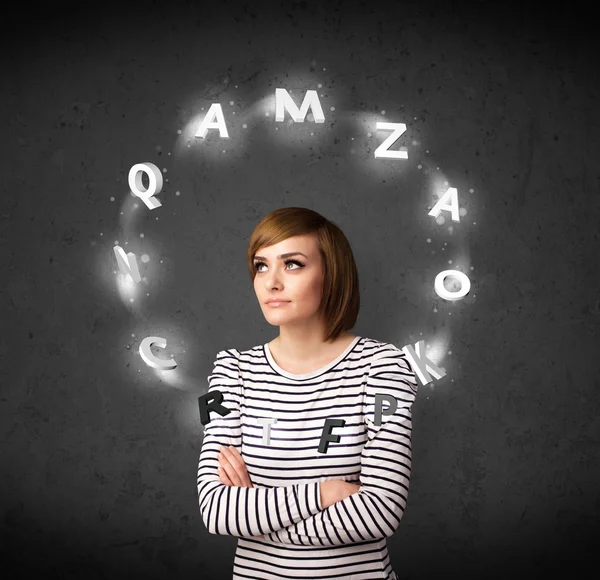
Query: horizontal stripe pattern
197 336 417 579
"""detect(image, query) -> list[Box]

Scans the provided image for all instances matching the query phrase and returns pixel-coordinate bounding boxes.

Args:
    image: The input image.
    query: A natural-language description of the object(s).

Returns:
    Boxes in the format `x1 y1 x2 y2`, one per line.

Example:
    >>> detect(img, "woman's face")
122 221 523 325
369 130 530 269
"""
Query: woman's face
253 234 325 329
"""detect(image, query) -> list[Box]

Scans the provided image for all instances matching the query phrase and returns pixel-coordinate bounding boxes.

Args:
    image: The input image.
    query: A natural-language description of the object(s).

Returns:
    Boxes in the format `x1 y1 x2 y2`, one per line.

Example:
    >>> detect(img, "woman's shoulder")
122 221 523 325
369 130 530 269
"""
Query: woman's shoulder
213 348 242 359
360 336 404 358
211 348 242 370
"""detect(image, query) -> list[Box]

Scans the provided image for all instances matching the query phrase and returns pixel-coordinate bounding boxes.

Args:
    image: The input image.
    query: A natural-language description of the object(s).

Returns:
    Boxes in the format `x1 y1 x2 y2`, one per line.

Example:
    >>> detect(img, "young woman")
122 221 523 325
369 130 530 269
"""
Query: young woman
197 207 418 579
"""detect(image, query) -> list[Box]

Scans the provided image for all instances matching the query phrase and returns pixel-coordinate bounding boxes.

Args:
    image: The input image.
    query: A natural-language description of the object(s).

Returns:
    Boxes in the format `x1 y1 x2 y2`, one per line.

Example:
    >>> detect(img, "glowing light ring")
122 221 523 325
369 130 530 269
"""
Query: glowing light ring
116 87 471 386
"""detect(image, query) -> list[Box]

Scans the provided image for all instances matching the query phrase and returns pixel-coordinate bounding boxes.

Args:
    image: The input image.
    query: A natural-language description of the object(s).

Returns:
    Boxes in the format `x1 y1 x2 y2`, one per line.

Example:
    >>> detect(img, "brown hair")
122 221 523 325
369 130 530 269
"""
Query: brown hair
247 207 360 343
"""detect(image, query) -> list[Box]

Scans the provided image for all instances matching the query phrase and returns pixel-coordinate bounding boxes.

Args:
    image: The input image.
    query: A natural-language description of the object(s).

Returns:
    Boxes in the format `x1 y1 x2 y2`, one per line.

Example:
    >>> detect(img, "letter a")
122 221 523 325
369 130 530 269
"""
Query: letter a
195 103 230 138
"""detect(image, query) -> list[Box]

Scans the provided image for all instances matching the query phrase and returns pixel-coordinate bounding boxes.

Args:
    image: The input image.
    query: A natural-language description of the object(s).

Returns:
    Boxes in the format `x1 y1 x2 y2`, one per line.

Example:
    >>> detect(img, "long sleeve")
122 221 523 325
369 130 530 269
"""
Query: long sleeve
263 347 419 546
197 348 323 537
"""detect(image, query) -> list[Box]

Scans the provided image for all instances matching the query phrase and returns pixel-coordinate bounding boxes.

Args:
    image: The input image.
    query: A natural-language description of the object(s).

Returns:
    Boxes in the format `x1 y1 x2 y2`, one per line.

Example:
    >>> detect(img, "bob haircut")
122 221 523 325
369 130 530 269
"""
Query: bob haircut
247 207 360 343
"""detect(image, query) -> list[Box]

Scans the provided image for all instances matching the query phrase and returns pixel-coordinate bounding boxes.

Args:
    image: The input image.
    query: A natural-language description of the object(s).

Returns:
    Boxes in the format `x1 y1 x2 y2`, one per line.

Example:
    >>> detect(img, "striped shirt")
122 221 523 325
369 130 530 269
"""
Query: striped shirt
197 335 419 580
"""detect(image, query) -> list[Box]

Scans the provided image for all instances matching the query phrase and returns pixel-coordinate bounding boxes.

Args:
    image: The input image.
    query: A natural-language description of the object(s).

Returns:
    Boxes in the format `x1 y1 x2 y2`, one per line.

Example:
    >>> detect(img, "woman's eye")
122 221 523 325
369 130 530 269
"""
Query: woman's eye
254 260 303 272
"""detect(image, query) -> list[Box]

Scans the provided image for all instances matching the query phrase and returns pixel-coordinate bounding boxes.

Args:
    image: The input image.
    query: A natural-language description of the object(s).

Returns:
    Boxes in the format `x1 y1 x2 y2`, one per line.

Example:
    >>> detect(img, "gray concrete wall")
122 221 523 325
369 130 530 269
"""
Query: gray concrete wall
2 0 598 578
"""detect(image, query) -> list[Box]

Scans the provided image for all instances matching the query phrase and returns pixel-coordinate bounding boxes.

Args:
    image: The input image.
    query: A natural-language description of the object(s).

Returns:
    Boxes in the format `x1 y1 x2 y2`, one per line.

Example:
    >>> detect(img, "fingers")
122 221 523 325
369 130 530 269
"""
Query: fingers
218 466 233 486
227 446 244 462
225 446 253 487
218 446 253 488
218 450 242 487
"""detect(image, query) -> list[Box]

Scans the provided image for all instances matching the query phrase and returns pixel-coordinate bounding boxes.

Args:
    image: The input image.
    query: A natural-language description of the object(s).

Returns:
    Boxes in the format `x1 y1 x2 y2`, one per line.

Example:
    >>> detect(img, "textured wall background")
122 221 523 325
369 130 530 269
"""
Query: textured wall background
2 0 599 578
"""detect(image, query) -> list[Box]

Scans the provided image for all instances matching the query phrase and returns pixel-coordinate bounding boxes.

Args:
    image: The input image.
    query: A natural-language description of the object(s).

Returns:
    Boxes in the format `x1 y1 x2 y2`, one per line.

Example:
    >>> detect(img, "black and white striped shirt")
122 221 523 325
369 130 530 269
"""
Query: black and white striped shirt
197 335 418 579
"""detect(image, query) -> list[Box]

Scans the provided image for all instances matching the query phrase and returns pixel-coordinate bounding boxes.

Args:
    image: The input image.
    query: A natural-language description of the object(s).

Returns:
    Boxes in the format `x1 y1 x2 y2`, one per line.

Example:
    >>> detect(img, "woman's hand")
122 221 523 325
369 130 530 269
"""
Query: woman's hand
320 480 361 509
217 446 265 539
217 445 254 488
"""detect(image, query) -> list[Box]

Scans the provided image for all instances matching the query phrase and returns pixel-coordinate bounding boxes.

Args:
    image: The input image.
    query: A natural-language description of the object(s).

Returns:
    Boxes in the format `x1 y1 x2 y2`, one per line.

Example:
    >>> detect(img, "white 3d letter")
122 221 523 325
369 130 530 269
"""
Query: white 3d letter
195 103 230 138
434 270 471 301
428 187 460 222
139 336 177 370
113 245 141 283
128 162 163 210
374 122 408 159
275 88 325 123
401 340 446 385
256 417 277 445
